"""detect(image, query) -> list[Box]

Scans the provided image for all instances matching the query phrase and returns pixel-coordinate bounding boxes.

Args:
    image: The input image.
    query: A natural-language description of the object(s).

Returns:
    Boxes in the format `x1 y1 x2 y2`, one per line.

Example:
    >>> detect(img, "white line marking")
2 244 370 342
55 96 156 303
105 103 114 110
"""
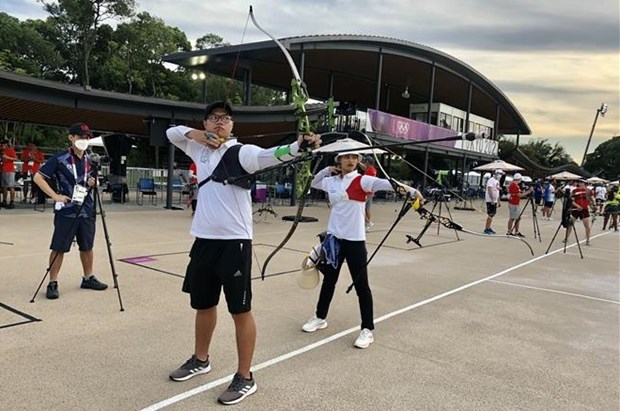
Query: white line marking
488 280 620 304
139 232 612 411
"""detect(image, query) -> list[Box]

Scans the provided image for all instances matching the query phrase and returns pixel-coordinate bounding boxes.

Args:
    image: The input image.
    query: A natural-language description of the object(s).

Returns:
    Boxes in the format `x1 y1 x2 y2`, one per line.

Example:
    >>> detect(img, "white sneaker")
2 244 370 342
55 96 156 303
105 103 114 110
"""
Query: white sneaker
354 328 374 349
302 316 327 332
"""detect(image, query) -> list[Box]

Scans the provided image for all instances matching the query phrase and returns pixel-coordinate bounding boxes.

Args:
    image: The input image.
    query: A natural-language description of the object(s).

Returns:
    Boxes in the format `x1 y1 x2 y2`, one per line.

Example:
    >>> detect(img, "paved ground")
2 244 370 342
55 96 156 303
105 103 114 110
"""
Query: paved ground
1 196 618 411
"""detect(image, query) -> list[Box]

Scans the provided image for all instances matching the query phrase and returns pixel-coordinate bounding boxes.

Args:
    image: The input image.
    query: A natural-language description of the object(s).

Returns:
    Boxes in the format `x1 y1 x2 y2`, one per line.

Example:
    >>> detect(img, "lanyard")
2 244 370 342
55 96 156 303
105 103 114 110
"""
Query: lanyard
68 149 89 186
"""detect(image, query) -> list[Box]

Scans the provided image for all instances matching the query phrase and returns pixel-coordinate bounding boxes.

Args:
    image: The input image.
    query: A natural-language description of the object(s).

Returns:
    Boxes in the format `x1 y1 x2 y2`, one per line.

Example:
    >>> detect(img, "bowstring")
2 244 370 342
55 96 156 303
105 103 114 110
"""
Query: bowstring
211 9 263 275
367 134 489 218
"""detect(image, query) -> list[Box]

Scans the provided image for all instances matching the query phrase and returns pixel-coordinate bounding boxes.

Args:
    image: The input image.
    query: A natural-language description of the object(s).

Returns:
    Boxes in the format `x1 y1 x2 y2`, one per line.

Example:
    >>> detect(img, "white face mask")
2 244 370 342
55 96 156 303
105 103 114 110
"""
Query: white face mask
74 139 89 151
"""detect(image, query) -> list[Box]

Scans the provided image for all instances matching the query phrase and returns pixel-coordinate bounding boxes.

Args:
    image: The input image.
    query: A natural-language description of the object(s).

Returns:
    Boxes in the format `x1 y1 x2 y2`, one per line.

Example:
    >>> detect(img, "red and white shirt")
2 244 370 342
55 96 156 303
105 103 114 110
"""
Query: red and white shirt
312 168 415 241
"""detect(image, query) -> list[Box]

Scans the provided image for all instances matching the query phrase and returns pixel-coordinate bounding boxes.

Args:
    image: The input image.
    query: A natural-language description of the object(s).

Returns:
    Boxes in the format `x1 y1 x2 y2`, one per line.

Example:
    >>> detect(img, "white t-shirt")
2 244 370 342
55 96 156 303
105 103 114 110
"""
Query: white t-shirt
485 176 500 203
595 186 607 200
167 126 300 239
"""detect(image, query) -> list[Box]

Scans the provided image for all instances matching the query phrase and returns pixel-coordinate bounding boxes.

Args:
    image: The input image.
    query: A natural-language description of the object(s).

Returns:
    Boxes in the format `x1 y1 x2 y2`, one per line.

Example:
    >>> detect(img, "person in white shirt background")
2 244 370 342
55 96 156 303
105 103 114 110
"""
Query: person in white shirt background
484 169 503 234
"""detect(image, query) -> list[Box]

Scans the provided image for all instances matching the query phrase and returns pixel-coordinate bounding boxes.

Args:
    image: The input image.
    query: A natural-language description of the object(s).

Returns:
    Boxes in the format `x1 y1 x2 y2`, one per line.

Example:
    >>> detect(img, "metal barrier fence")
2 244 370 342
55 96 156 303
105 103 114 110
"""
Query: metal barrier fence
100 166 189 204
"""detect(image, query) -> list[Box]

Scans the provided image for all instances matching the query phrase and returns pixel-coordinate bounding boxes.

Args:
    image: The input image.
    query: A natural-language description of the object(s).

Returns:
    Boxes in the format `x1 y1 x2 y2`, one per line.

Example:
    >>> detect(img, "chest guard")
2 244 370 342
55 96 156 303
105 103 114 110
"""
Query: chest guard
209 144 255 190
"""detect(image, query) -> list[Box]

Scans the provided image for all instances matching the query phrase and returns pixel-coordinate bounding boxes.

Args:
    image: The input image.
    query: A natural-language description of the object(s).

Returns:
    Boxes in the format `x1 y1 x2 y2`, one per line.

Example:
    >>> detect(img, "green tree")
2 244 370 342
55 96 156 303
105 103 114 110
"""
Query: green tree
0 13 63 77
498 135 516 159
583 135 620 179
520 138 573 167
112 12 191 96
498 136 573 167
195 34 228 50
40 0 136 87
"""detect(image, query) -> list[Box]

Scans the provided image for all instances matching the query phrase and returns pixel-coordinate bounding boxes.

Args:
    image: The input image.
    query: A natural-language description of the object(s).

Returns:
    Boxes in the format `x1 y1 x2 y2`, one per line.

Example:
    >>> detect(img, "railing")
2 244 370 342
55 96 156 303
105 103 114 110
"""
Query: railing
100 166 188 204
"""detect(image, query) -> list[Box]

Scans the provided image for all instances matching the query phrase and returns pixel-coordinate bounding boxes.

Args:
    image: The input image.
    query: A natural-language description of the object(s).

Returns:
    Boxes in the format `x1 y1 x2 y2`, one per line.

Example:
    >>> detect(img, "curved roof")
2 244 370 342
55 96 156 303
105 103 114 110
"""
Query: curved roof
0 70 321 143
164 34 530 135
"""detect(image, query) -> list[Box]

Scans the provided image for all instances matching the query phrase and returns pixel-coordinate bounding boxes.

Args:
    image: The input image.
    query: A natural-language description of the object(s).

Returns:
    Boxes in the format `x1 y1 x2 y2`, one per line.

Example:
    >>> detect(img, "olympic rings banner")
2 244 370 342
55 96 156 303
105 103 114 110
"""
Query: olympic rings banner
366 109 498 155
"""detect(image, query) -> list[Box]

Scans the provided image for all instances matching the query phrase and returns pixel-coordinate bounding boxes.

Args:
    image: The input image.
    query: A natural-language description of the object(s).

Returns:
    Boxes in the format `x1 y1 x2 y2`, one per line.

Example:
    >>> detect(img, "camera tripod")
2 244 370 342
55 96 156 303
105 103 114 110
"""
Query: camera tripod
30 164 124 310
253 202 278 223
545 214 584 259
515 196 542 242
545 192 584 259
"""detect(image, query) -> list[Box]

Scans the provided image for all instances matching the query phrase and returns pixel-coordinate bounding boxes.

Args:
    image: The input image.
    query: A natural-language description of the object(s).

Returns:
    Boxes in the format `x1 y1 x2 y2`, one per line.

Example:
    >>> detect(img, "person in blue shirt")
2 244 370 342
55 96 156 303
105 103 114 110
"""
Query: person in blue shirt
534 178 544 209
33 122 108 300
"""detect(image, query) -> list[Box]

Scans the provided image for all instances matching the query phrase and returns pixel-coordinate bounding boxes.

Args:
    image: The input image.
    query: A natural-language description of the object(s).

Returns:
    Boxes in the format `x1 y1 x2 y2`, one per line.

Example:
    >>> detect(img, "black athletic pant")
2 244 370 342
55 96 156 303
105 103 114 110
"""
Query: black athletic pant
316 239 374 330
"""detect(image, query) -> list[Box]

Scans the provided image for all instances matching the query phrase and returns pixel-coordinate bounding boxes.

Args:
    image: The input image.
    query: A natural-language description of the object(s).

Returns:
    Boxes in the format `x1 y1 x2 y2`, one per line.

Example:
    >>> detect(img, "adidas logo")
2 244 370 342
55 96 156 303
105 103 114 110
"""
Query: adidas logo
233 270 242 277
239 385 252 394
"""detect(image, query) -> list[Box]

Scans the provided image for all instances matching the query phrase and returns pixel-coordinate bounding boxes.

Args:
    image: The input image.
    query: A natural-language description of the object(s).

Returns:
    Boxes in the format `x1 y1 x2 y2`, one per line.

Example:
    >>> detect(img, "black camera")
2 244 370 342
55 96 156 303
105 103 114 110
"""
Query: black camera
90 153 110 163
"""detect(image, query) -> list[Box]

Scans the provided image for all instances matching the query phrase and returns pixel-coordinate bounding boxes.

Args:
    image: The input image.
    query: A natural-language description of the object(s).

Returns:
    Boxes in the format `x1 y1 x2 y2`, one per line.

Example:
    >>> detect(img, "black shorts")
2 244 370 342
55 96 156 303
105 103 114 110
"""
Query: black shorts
183 238 252 313
50 214 95 253
544 201 554 208
571 208 590 220
485 202 497 217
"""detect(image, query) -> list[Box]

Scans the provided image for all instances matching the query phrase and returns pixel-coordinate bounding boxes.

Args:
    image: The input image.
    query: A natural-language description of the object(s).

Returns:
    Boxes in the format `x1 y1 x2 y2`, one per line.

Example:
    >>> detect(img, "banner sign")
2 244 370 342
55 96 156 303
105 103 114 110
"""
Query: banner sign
366 109 498 155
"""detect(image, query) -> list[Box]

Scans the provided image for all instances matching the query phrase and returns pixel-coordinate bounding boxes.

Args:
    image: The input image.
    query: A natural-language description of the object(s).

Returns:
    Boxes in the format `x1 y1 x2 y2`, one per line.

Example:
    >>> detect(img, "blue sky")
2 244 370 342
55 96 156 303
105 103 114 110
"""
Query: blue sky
2 0 618 163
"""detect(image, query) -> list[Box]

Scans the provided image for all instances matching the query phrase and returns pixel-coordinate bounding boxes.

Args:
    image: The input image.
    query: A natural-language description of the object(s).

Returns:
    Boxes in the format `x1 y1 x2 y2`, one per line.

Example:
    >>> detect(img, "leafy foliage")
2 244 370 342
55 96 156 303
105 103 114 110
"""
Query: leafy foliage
0 13 64 77
40 0 136 86
498 136 573 168
583 136 620 179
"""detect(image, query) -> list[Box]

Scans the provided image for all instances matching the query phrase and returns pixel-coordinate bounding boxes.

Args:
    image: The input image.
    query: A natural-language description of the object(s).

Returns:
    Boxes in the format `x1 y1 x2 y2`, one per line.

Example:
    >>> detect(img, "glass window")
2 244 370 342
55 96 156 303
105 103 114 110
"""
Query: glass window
452 117 463 132
439 113 452 129
430 112 438 126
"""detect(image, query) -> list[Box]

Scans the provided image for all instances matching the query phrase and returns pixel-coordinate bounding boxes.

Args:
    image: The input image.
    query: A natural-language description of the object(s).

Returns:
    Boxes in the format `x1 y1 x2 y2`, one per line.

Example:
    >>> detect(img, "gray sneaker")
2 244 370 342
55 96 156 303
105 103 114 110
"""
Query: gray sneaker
80 275 108 291
169 355 211 381
217 372 257 405
46 281 59 299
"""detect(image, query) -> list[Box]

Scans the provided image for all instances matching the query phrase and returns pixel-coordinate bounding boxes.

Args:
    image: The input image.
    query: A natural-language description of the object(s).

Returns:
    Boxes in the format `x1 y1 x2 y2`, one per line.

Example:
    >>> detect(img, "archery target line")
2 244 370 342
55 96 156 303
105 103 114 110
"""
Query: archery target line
140 230 613 411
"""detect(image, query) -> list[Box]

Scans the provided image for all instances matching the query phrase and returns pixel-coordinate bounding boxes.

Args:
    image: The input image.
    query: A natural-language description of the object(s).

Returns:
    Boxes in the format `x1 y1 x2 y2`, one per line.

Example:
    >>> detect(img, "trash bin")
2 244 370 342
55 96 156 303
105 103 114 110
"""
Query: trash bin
255 183 267 203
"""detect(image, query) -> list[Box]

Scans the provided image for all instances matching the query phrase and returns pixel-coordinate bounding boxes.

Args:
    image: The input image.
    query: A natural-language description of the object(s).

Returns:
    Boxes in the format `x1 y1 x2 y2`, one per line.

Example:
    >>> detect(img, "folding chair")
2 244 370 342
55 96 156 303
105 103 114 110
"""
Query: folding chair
137 178 158 205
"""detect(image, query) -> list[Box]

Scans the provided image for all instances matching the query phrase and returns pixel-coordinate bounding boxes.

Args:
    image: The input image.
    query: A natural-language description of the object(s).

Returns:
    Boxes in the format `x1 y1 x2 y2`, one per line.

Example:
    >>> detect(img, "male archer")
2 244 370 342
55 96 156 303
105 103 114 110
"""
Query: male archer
166 101 321 405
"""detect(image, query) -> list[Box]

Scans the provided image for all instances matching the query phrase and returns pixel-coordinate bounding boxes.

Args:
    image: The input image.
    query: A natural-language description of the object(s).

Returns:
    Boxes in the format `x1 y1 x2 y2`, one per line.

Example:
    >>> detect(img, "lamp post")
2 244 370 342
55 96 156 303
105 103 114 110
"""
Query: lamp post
191 71 207 104
581 102 608 166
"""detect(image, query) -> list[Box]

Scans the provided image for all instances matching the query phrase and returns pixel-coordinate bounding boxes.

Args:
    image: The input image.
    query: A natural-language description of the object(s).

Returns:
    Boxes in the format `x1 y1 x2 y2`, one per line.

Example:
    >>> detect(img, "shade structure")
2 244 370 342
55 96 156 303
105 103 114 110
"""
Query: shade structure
89 136 105 147
313 138 387 157
473 160 524 172
548 171 583 181
586 176 608 184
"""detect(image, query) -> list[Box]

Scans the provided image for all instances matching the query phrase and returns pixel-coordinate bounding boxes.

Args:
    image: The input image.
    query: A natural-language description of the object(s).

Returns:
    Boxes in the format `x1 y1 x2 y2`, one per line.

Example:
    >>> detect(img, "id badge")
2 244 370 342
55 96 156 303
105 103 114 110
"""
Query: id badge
72 185 88 205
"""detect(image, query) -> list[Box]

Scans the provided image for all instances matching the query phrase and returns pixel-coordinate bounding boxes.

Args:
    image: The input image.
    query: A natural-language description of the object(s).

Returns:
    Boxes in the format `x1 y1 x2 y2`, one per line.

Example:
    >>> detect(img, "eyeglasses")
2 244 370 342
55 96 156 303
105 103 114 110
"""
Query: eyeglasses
206 115 233 124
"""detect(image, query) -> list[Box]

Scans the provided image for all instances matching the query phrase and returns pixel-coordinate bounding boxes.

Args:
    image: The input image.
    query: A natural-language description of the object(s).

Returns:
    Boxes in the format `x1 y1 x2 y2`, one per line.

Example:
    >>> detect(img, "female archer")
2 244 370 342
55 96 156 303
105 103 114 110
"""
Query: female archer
301 148 423 349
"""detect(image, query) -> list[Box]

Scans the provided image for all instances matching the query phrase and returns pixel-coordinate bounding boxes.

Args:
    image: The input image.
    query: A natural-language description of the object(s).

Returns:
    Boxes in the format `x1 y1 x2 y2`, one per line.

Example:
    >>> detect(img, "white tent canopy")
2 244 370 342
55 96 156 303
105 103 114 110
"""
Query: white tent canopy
549 171 583 181
586 176 608 184
313 138 386 157
473 160 524 172
88 136 105 147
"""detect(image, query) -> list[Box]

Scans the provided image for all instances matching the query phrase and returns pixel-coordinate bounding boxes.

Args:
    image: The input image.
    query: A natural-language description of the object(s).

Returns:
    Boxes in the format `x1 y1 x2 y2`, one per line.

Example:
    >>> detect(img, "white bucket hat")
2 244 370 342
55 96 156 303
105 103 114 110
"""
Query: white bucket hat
335 150 364 162
297 243 322 289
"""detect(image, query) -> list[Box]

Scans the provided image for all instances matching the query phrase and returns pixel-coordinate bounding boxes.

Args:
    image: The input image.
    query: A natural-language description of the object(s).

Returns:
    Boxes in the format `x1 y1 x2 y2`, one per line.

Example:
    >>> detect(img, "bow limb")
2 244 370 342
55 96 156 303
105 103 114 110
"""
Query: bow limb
416 206 535 255
250 6 315 279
